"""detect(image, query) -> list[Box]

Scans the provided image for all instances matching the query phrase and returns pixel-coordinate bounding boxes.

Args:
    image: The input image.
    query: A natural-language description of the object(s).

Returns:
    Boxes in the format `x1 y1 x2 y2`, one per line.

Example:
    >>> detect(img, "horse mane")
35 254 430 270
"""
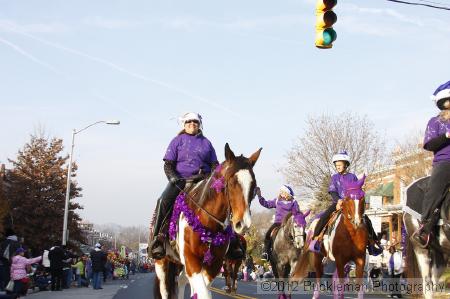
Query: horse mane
187 171 217 207
282 212 293 226
190 156 254 205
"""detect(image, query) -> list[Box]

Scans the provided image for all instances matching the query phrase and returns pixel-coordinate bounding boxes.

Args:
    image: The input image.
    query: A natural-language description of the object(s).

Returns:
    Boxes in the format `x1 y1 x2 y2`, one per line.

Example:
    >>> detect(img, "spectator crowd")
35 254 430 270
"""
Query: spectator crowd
0 229 139 298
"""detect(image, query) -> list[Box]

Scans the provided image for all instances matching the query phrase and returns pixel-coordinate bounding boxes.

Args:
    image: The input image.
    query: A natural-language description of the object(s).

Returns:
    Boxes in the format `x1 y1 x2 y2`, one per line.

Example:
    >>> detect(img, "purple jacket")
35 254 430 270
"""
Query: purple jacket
163 133 218 178
258 196 309 226
424 116 450 165
329 172 358 202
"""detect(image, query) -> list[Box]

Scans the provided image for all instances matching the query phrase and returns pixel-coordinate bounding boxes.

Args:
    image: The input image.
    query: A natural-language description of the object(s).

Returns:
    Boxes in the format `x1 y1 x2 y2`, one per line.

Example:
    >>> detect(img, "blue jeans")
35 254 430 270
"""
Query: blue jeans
63 268 72 288
93 272 102 289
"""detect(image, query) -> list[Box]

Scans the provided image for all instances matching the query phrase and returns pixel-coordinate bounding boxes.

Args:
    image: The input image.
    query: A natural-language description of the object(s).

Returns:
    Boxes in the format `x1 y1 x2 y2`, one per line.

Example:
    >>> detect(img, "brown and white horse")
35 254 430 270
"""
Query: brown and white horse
293 176 368 299
154 143 261 299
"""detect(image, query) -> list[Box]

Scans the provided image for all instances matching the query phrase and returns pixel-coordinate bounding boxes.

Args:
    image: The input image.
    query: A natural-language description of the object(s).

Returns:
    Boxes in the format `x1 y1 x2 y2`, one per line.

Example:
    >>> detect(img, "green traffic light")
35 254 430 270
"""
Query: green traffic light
323 28 337 45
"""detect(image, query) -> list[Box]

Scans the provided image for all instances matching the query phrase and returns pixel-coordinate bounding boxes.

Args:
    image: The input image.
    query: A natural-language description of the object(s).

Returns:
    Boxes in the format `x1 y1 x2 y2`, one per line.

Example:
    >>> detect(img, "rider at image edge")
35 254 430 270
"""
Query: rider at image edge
412 80 450 248
309 151 383 255
257 185 310 261
149 112 243 259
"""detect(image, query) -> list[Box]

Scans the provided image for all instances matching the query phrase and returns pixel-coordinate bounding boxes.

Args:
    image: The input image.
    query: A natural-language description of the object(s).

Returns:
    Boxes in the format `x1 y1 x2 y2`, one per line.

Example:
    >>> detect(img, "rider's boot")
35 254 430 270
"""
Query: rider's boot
309 237 322 253
411 209 440 248
149 199 167 259
261 239 271 260
364 215 383 256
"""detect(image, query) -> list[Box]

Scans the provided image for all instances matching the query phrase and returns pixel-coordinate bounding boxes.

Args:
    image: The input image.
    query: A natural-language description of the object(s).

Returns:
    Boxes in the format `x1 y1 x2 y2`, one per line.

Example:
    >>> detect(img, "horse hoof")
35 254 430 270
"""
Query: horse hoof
313 290 320 299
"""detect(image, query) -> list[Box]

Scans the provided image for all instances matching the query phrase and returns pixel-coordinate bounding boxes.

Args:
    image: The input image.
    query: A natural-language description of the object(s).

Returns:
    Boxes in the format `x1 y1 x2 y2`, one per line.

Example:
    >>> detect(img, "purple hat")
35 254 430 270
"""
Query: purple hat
432 81 450 110
15 248 25 254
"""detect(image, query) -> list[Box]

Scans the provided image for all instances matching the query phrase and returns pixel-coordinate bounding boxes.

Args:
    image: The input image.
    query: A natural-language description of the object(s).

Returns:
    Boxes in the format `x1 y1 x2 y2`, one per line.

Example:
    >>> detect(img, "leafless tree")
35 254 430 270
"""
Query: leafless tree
391 130 432 186
283 112 386 203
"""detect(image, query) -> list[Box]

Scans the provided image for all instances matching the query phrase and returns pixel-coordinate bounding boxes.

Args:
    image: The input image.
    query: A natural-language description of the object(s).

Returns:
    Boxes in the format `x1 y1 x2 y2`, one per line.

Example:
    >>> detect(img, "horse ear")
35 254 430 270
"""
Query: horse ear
358 175 367 188
225 143 236 162
249 147 262 167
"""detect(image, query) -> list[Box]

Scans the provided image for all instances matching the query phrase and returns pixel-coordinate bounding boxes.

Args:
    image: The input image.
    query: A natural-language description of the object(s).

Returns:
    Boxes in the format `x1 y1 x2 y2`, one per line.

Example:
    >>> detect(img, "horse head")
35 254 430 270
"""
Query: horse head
222 143 262 234
342 175 366 229
290 219 306 249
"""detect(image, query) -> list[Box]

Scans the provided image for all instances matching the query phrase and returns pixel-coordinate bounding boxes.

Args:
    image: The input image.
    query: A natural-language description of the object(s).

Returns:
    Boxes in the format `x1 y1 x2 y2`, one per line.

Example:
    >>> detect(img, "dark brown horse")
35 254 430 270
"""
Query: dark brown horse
223 234 247 294
153 143 261 299
293 176 368 299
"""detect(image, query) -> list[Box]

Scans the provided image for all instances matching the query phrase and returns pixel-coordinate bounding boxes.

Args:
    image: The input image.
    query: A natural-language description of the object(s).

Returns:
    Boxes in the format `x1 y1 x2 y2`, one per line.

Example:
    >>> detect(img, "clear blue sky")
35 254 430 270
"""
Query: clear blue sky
1 0 449 225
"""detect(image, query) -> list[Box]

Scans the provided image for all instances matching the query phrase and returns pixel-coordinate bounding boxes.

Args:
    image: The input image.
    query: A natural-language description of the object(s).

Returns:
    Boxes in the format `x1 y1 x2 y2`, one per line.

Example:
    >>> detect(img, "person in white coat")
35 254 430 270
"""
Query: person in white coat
387 246 404 298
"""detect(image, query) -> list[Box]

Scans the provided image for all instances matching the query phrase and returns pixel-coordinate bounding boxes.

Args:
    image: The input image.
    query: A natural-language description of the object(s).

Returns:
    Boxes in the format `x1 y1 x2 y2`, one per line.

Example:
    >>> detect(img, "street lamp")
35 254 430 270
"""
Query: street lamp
62 120 120 245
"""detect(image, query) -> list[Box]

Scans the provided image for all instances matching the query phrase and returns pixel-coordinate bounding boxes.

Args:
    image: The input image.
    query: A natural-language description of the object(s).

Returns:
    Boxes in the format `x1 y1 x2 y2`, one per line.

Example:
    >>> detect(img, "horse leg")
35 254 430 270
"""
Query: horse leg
355 257 365 299
414 247 433 299
154 259 169 299
334 260 346 299
312 253 323 299
177 269 188 299
232 261 238 293
223 261 231 293
185 271 211 299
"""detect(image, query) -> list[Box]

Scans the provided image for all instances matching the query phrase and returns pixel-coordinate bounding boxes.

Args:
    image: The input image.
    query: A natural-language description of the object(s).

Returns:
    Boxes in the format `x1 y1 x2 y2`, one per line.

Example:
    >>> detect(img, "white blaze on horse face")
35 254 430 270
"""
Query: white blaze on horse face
293 224 304 249
235 169 253 232
354 199 361 226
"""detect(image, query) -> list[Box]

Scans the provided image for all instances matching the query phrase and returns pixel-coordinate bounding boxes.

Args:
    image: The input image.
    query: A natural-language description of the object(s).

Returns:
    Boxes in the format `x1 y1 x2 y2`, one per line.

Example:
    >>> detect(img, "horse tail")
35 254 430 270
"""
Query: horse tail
405 232 421 280
167 261 178 298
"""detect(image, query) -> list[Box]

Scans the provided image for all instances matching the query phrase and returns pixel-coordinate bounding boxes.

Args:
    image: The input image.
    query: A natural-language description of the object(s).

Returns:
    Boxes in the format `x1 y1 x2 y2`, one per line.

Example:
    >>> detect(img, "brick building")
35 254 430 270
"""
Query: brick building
365 145 432 243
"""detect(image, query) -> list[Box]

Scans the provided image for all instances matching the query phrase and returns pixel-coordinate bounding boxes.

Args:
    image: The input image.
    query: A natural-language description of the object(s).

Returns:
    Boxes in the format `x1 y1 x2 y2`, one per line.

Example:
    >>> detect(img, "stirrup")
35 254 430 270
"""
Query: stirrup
261 252 269 261
309 239 321 253
411 225 430 249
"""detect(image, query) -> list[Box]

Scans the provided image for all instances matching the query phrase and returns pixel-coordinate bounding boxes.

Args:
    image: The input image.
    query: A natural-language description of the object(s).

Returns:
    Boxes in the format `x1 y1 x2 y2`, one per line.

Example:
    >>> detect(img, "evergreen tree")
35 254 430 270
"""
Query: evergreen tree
6 135 84 252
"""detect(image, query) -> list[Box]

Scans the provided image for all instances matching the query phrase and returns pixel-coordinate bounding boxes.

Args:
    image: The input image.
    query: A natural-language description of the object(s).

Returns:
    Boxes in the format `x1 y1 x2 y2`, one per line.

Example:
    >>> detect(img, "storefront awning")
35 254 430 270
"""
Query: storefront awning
381 182 394 197
366 182 394 197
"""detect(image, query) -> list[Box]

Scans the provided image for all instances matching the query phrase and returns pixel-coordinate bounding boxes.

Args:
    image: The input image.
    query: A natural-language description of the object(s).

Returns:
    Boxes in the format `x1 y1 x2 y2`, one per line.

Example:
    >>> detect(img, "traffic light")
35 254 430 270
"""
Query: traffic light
315 0 337 49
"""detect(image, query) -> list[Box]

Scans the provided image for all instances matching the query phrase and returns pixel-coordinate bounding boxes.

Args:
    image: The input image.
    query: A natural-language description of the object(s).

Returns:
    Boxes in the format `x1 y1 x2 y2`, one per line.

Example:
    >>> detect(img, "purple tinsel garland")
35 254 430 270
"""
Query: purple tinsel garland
401 224 407 256
168 165 233 266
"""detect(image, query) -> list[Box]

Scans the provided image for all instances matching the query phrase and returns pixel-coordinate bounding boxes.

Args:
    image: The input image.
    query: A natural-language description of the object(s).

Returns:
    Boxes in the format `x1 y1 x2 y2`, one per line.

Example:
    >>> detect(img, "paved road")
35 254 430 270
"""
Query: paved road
113 272 397 299
24 272 410 299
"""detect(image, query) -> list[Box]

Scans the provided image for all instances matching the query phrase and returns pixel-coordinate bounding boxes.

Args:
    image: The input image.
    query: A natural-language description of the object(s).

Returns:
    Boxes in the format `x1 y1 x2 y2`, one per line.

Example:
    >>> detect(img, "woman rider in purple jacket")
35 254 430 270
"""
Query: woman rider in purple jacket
149 112 219 259
257 185 310 260
412 81 450 248
310 151 382 255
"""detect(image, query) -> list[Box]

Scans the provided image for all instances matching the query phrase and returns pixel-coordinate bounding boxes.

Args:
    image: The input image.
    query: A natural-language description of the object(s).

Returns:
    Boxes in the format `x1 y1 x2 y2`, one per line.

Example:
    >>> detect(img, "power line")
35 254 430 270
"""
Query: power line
416 0 450 5
386 0 450 10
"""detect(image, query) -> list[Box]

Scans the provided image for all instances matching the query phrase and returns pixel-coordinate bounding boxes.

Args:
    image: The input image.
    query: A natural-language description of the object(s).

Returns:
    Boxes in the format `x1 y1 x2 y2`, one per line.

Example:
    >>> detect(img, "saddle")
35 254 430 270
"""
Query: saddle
316 211 341 241
404 176 450 226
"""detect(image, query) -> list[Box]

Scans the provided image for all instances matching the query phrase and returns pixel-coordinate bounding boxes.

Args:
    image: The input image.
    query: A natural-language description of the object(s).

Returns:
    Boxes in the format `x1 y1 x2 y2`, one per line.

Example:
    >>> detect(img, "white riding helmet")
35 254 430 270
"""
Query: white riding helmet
431 81 450 110
279 185 295 198
332 151 351 165
179 112 203 129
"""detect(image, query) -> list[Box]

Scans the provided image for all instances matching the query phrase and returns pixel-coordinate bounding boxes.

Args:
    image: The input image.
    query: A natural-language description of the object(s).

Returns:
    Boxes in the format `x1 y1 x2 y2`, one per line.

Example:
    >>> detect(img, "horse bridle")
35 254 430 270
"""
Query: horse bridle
287 220 305 245
174 167 232 230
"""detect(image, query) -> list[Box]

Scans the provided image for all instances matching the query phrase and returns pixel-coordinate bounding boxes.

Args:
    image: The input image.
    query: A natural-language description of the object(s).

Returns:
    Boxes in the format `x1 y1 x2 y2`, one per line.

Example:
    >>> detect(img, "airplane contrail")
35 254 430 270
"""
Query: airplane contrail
1 21 240 117
0 35 61 75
